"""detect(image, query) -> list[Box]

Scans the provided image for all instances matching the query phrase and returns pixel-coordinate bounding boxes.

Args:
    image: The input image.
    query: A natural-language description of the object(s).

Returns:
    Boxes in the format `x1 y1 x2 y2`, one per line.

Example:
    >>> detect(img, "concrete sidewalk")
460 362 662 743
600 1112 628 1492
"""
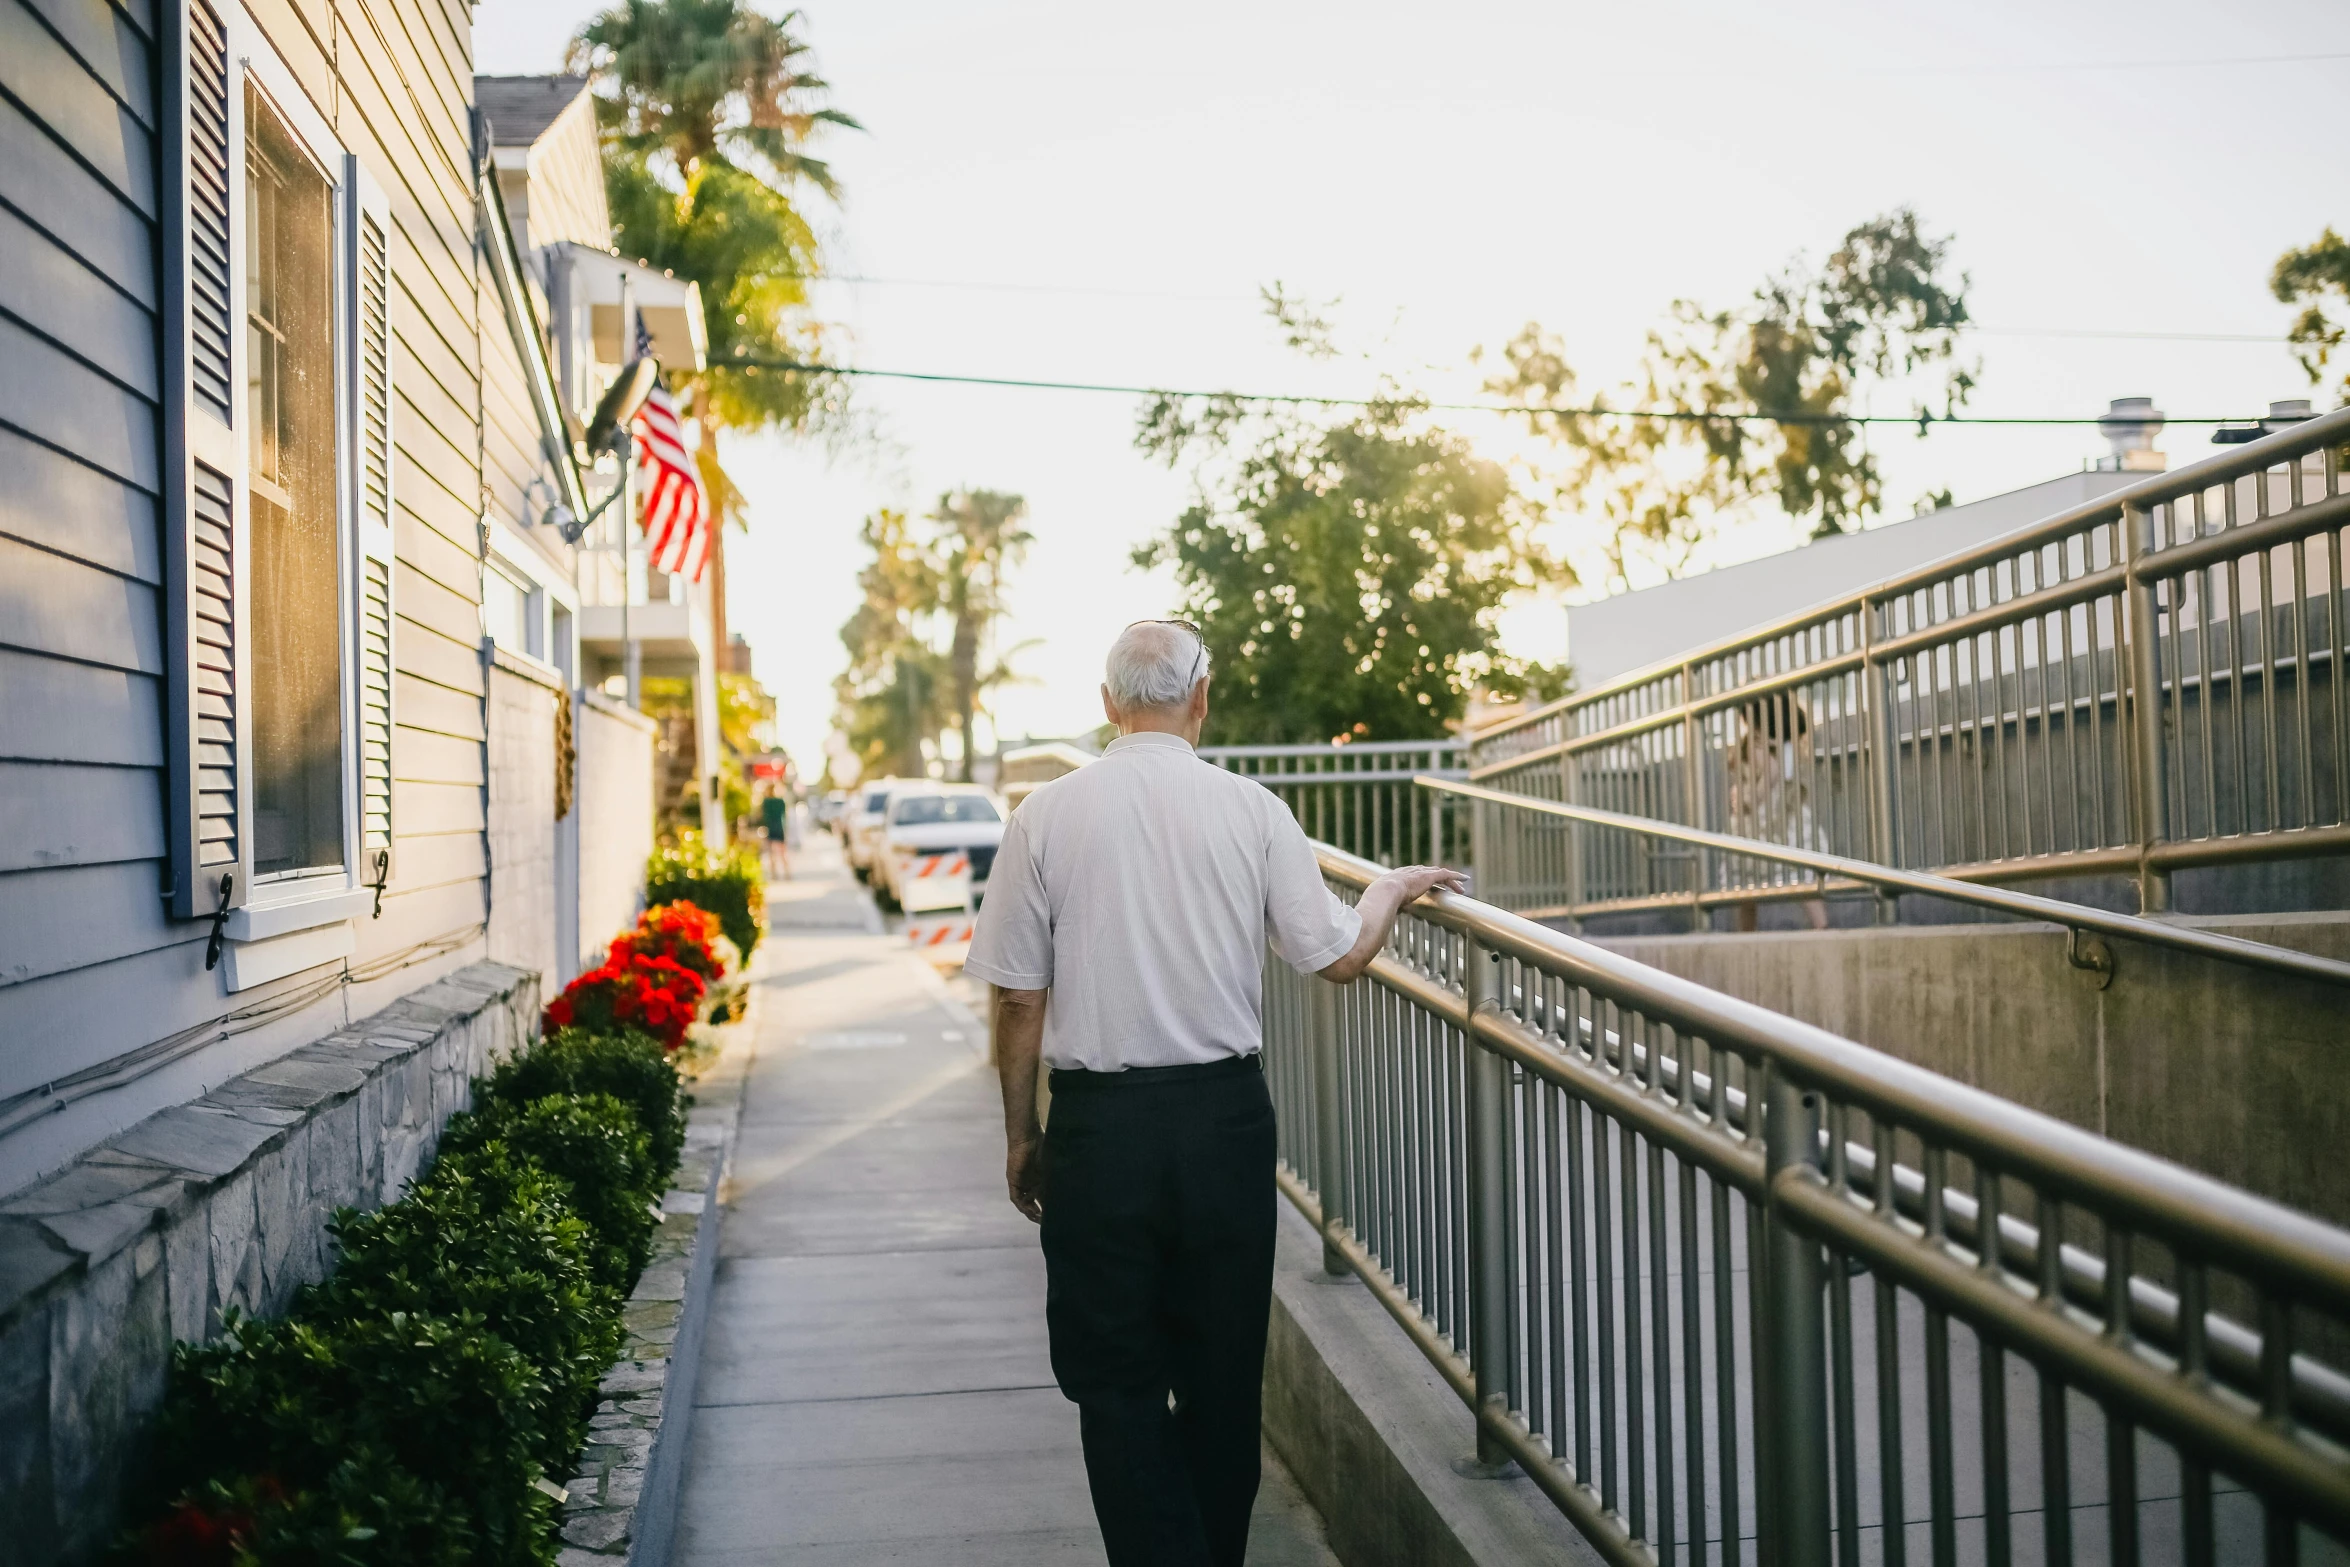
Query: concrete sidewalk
674 839 1339 1565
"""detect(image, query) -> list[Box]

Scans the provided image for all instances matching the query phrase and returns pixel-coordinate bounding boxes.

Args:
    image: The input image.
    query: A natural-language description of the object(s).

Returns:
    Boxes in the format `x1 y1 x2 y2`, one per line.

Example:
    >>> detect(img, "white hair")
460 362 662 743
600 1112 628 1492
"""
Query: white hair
1105 621 1210 710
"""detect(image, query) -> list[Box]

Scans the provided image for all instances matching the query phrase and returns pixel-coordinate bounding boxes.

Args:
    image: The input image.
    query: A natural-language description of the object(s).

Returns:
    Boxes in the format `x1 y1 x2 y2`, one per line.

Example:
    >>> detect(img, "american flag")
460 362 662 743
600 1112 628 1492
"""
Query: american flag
628 322 710 583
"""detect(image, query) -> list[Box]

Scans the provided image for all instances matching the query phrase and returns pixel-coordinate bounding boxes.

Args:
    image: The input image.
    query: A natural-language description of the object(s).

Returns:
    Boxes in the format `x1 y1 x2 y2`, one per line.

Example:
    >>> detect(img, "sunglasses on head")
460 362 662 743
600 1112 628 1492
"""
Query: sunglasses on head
1129 618 1207 689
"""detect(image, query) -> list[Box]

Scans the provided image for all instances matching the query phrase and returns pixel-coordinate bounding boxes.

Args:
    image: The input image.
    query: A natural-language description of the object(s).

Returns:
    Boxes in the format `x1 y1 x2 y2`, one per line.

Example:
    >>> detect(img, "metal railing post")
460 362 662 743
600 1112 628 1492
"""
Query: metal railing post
1763 1067 1833 1566
1463 936 1513 1467
1862 597 1898 869
1310 974 1348 1277
2121 501 2173 913
1559 746 1584 929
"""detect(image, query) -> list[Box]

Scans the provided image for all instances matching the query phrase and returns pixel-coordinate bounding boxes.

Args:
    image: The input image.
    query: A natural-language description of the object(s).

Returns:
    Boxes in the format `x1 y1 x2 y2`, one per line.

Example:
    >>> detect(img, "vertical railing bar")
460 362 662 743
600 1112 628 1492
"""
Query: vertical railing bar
1977 1164 2012 1567
1678 1137 1709 1566
2180 1259 2215 1567
1713 1155 1743 1567
2328 504 2349 826
1548 1080 1571 1457
2294 528 2318 828
1625 1107 1651 1545
2106 1223 2140 1567
1651 1126 1678 1562
1923 1144 1957 1567
1597 1094 1622 1513
1569 1047 1595 1486
2259 515 2282 831
2227 482 2254 840
1875 1122 1908 1567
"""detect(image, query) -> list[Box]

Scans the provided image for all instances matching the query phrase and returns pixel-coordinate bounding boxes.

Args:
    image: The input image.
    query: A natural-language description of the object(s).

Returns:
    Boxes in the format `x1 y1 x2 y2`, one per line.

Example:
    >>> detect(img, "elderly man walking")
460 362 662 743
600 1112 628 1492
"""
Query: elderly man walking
966 621 1463 1567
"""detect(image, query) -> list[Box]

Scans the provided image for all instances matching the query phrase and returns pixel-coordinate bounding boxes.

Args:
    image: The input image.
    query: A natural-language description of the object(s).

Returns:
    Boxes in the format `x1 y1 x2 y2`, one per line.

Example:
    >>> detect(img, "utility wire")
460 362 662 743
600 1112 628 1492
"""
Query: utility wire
723 355 2272 427
817 275 2294 343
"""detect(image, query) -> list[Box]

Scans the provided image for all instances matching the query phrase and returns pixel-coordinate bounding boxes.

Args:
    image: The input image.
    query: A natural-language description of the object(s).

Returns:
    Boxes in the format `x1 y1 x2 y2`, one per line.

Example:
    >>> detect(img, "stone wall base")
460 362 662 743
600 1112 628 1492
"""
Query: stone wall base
0 962 540 1566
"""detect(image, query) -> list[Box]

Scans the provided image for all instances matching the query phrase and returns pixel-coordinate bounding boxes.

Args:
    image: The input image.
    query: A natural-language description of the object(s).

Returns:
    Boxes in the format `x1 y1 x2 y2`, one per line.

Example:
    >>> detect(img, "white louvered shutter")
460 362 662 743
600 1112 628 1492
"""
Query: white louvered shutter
163 0 251 921
349 159 397 897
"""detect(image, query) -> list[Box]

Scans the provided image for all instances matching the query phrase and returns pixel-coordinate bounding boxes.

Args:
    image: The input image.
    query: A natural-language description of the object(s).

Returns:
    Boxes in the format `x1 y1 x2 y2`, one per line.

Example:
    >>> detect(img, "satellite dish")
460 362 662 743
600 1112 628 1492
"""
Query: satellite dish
584 356 660 456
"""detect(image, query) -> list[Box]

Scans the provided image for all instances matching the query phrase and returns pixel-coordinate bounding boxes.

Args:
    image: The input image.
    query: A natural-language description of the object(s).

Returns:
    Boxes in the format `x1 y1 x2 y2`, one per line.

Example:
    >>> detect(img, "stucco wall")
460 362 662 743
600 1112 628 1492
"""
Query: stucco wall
577 693 657 971
487 650 562 993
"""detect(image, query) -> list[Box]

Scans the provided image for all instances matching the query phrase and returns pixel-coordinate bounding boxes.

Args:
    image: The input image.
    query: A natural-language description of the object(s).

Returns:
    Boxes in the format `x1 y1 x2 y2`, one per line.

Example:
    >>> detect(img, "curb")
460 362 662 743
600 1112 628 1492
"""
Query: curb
557 999 754 1566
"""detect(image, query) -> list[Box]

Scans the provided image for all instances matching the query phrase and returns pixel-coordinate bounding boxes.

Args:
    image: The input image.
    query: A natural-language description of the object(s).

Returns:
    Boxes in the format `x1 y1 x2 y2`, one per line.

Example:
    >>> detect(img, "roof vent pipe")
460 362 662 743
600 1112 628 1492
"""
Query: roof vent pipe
2097 396 2167 472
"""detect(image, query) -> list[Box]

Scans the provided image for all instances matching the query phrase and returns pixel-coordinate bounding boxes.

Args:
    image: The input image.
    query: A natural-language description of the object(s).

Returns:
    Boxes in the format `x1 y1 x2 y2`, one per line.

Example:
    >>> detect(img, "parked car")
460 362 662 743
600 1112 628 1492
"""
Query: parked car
844 778 909 879
871 785 1007 913
812 789 850 830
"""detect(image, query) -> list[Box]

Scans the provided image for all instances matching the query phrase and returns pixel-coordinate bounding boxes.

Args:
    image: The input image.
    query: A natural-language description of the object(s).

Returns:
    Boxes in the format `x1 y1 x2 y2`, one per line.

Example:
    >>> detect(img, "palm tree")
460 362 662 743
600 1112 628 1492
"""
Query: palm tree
929 491 1033 781
567 1 859 653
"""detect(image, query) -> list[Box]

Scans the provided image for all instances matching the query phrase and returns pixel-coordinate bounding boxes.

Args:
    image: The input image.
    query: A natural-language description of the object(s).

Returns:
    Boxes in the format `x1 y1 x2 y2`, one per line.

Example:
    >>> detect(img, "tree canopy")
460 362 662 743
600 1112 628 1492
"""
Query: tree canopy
832 498 1034 779
2273 227 2350 406
1133 398 1566 745
570 1 857 469
1483 207 1974 584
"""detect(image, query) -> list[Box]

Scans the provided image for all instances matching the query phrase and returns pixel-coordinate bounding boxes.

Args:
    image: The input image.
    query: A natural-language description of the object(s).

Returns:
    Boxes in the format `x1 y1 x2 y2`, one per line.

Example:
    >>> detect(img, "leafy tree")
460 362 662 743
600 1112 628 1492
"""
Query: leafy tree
569 0 858 648
834 509 948 778
1134 398 1566 745
2272 227 2350 405
1485 207 1974 584
931 490 1034 780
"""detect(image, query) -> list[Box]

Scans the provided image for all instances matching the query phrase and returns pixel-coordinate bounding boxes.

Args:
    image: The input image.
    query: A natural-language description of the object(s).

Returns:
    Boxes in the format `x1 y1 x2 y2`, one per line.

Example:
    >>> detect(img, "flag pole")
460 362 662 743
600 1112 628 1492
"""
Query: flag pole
619 272 640 711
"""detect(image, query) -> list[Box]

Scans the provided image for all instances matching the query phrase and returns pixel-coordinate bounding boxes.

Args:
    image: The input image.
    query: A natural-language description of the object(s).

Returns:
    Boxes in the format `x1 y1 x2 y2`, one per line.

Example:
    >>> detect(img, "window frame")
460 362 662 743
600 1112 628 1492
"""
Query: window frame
216 17 370 939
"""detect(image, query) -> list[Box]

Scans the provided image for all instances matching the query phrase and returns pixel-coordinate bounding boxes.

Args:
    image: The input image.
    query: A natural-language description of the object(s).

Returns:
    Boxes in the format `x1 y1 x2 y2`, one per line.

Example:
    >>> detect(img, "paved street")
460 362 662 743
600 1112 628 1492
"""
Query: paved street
674 838 1339 1565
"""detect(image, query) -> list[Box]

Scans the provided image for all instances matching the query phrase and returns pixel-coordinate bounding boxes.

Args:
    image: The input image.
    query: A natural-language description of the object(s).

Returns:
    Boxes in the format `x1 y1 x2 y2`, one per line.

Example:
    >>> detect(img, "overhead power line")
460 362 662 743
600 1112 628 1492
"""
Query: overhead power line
724 356 2273 427
816 274 2293 344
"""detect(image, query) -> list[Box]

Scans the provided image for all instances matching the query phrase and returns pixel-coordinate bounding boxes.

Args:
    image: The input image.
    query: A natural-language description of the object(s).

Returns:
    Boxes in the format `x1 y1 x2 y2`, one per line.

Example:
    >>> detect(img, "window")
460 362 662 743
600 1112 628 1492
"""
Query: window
890 794 1001 826
483 565 531 654
244 86 343 880
164 23 400 943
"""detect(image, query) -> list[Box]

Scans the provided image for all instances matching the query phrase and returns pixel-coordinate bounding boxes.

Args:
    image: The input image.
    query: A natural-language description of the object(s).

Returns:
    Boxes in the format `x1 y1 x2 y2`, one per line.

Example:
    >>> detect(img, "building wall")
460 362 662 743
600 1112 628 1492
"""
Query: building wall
1564 470 2144 690
0 0 496 1192
0 963 539 1566
486 650 561 994
577 690 656 971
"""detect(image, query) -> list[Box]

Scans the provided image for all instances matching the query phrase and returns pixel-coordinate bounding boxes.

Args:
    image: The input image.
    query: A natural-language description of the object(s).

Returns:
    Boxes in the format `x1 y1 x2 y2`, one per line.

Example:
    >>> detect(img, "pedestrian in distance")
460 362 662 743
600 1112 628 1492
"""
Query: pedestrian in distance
966 620 1464 1567
761 790 792 882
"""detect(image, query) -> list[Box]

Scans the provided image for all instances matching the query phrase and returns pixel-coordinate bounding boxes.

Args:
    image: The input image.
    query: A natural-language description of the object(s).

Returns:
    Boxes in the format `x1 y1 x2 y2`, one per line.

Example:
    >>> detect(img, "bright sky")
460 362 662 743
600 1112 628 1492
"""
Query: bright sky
474 0 2349 775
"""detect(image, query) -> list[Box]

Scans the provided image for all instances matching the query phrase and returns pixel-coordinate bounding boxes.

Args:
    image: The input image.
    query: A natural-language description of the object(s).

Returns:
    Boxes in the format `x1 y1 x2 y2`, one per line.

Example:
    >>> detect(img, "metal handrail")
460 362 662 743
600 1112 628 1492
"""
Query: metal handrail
1268 838 2350 1564
1418 774 2350 990
1475 404 2350 751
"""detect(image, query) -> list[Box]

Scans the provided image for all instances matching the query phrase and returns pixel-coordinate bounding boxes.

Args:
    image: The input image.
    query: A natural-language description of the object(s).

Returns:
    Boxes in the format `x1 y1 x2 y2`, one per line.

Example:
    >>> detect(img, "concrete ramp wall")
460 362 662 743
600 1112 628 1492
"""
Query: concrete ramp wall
1595 910 2350 1228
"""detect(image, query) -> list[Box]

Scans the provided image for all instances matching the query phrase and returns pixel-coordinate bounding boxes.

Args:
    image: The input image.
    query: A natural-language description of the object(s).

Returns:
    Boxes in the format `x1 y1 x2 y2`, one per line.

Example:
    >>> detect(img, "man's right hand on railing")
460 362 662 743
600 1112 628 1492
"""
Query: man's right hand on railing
1317 865 1468 984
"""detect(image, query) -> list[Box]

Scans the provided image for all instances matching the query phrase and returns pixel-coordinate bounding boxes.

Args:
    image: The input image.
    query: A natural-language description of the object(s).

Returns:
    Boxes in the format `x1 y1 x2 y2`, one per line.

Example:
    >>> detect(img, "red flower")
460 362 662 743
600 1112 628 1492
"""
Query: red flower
543 941 709 1050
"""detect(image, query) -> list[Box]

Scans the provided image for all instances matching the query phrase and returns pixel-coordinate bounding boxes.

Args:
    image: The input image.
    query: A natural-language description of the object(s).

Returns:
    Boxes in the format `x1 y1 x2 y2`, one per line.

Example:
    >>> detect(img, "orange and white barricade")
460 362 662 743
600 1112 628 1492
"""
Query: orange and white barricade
902 910 977 953
898 850 972 914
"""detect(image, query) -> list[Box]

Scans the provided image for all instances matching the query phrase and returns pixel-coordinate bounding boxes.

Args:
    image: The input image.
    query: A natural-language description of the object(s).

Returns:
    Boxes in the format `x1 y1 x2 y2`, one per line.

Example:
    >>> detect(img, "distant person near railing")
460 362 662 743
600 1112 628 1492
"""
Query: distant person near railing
968 620 1460 1567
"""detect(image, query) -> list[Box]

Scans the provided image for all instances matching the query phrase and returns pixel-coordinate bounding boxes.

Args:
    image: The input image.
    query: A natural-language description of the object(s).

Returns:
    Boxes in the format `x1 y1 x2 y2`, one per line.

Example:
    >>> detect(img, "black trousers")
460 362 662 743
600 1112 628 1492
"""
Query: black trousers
1040 1054 1277 1567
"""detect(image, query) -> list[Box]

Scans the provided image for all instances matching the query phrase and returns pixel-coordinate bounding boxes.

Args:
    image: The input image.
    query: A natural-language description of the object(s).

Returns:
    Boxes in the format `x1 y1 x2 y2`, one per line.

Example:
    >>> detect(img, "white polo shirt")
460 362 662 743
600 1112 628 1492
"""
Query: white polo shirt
965 731 1362 1072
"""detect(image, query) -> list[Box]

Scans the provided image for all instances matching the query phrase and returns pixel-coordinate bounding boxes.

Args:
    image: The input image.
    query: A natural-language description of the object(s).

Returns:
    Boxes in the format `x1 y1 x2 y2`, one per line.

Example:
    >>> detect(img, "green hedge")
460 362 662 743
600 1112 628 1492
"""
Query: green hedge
644 829 765 959
127 1029 685 1566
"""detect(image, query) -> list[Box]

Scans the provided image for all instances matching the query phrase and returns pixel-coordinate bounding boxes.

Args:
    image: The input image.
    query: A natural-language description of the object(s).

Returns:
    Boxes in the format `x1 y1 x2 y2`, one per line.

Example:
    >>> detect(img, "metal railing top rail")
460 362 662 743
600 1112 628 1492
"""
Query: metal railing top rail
1310 837 2350 1311
1198 738 1468 759
1471 402 2350 753
1418 774 2350 990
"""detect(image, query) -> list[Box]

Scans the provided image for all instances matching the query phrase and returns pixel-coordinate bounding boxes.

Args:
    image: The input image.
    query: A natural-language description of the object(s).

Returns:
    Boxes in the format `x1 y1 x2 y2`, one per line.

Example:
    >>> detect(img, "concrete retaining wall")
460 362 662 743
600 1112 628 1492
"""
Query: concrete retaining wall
1596 911 2350 1226
0 963 538 1565
1262 1203 1603 1567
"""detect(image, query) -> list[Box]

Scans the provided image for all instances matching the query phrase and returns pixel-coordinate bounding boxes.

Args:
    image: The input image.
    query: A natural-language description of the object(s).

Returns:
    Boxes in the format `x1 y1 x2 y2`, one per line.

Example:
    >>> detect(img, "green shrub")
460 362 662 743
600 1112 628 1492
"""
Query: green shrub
481 1026 687 1176
315 1155 620 1471
438 1093 658 1290
151 1310 554 1565
645 828 765 958
125 1019 694 1565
